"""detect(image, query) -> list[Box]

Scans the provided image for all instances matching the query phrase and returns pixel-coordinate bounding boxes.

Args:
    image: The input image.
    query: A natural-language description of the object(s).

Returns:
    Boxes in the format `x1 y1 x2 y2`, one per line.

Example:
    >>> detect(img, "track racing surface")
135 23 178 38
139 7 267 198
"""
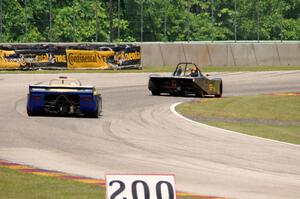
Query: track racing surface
0 71 299 199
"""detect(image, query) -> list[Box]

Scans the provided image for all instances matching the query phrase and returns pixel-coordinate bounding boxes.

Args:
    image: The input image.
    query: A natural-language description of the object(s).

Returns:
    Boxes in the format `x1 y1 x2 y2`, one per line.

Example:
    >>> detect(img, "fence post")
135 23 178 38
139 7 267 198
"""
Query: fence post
256 0 260 42
187 1 191 42
49 0 52 42
72 0 76 42
234 0 237 42
117 0 120 40
96 0 99 42
211 0 215 42
0 0 2 42
109 0 113 42
164 1 168 41
24 0 28 42
280 0 283 42
141 1 143 42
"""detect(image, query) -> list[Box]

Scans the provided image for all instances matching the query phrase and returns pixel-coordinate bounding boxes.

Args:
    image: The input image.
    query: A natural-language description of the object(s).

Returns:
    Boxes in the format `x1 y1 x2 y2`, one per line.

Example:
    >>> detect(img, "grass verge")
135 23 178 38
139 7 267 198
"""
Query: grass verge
176 95 300 145
0 166 104 199
0 166 213 199
0 65 300 74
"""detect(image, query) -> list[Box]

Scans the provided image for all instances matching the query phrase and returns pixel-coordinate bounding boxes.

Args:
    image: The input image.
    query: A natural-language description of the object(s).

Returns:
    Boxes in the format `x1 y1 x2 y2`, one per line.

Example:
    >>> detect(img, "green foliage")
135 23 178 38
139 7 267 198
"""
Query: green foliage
51 0 109 42
0 0 299 42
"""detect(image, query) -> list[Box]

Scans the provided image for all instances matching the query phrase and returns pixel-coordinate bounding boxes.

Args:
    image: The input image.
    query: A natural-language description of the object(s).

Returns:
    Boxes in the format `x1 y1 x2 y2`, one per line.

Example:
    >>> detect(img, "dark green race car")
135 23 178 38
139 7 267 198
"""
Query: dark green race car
148 62 223 97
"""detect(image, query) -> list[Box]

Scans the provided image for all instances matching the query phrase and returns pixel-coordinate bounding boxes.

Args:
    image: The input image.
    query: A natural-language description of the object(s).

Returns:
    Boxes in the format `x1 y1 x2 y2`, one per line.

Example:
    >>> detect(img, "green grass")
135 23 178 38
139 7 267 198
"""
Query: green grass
1 65 300 74
0 166 200 199
0 167 104 199
176 95 300 144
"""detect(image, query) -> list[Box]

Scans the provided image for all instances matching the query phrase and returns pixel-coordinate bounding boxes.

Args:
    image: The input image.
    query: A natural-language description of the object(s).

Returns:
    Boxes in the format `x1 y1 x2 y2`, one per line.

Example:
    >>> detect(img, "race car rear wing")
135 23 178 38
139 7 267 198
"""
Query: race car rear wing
29 85 95 93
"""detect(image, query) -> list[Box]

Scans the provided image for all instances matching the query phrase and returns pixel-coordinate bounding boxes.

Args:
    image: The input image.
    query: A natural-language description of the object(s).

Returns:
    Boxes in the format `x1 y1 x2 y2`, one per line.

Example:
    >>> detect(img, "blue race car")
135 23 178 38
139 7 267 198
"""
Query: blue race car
27 77 102 118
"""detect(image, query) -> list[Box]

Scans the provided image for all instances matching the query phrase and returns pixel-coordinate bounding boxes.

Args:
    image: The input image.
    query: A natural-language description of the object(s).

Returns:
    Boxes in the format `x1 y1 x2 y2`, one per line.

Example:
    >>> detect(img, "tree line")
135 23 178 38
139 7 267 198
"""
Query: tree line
0 0 299 43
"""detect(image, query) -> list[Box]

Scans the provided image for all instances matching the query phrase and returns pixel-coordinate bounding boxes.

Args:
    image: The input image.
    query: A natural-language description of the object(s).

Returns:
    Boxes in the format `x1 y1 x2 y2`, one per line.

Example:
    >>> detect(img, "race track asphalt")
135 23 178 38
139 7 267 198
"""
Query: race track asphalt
0 71 299 199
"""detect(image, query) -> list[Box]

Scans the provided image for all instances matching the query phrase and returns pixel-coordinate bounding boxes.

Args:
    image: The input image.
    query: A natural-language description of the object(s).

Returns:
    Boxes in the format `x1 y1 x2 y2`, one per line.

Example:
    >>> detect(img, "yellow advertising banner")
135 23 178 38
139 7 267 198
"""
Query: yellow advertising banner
66 50 115 69
0 50 21 69
115 51 141 66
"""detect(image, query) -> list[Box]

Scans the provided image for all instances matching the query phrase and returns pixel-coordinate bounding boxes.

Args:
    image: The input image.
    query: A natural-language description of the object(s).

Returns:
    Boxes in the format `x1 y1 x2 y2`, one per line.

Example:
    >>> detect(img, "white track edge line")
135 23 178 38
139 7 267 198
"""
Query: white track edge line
170 102 300 147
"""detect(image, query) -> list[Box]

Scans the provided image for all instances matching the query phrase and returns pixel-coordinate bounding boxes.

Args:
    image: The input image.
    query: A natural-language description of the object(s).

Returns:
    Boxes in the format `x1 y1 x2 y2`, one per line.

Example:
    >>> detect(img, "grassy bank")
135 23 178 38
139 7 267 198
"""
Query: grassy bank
0 166 104 199
176 95 300 144
1 65 300 74
0 166 212 199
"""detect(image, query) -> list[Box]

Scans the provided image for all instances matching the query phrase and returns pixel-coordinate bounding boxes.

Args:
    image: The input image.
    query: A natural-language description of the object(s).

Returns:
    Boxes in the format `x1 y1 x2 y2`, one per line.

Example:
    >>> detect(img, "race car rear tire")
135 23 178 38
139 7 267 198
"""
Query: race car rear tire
89 108 99 118
195 89 204 98
151 90 160 96
215 83 223 98
149 80 160 96
88 97 102 118
27 110 34 116
27 107 37 116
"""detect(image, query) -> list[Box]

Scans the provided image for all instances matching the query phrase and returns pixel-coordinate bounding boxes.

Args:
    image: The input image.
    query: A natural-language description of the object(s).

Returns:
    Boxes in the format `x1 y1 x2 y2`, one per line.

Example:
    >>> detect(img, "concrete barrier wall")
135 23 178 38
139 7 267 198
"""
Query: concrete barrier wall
140 42 300 66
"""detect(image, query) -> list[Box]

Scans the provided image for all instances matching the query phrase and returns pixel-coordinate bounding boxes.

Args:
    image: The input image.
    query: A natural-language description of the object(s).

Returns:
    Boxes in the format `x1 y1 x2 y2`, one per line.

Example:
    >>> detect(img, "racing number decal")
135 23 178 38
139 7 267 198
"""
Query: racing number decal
106 174 176 199
208 83 215 92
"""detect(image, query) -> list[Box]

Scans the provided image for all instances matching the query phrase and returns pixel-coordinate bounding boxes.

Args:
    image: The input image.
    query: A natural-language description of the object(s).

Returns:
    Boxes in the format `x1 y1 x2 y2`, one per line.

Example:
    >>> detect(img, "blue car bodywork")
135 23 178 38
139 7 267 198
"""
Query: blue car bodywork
27 77 102 118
